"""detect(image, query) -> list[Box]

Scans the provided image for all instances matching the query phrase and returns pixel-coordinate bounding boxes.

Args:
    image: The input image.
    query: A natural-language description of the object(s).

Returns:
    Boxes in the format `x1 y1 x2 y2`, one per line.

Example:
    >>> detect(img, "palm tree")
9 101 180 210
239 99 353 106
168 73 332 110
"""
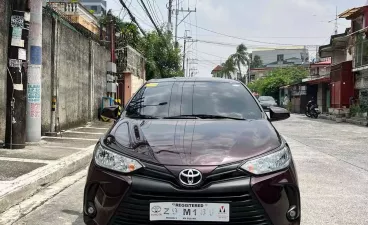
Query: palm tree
231 44 249 81
217 57 236 79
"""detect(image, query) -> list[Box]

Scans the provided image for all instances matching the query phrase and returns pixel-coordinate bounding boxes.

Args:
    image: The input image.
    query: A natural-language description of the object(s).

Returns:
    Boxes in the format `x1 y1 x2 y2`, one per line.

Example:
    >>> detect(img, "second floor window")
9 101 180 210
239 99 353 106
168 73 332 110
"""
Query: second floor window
277 54 284 62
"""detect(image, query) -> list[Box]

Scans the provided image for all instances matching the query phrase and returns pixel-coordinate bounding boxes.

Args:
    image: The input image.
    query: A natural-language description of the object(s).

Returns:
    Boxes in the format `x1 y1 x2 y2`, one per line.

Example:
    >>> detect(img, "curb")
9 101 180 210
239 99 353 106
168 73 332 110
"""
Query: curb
0 145 95 214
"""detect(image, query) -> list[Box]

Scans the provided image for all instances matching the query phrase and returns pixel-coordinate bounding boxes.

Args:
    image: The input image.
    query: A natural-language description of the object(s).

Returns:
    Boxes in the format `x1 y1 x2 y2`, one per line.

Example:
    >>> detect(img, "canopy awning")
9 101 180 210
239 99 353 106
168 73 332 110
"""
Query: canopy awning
303 76 330 84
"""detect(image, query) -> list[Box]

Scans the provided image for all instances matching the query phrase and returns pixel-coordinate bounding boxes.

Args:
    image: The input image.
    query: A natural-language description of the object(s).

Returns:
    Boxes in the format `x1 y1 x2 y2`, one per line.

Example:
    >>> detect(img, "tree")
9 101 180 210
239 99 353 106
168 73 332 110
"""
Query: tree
216 57 237 79
247 66 309 97
231 44 249 80
250 55 263 68
139 30 183 80
99 14 183 80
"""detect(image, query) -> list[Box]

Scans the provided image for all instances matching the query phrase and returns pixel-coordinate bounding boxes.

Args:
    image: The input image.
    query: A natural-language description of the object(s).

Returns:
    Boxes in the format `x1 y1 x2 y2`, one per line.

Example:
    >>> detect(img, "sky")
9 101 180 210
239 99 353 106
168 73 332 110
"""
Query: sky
107 0 365 77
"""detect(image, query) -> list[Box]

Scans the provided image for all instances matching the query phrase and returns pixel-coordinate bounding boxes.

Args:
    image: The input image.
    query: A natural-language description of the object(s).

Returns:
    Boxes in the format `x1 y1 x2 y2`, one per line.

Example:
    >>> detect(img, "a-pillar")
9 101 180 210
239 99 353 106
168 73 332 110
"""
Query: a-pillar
123 71 132 106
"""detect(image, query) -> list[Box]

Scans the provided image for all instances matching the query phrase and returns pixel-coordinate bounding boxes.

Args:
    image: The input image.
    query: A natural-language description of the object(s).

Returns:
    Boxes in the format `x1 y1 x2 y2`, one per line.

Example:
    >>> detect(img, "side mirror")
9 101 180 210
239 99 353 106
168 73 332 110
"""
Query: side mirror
101 105 120 120
269 106 290 121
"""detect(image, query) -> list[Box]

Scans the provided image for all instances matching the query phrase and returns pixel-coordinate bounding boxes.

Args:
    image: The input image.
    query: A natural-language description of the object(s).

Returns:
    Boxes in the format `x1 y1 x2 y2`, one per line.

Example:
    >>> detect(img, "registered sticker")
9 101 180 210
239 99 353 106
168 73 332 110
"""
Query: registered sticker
146 83 158 87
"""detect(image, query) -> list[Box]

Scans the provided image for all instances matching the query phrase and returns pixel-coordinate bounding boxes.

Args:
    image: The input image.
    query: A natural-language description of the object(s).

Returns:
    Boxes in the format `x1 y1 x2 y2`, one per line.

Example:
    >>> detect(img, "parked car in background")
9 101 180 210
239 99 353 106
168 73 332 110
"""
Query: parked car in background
84 77 300 225
258 96 278 117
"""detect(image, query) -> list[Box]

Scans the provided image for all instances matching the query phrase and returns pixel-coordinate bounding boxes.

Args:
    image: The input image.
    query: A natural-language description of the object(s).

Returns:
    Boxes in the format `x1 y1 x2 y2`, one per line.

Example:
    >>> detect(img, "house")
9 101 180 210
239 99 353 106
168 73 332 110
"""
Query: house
302 58 331 113
48 2 100 35
48 0 107 17
252 47 310 68
79 0 107 17
211 65 223 76
339 6 368 110
319 28 354 112
249 67 272 82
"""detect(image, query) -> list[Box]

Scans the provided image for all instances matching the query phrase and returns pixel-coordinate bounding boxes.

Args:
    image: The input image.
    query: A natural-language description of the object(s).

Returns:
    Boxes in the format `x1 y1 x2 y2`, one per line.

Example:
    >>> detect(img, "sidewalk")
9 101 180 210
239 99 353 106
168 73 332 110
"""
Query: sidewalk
0 121 111 214
319 114 368 126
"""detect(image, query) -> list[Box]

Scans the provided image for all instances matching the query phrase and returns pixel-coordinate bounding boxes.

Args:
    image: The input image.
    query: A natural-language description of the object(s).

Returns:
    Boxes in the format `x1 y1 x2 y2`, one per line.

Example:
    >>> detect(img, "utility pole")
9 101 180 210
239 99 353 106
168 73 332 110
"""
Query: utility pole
183 30 191 75
6 0 30 149
186 58 189 77
183 38 186 71
174 3 196 45
26 0 43 142
108 10 116 62
334 6 338 35
167 0 173 32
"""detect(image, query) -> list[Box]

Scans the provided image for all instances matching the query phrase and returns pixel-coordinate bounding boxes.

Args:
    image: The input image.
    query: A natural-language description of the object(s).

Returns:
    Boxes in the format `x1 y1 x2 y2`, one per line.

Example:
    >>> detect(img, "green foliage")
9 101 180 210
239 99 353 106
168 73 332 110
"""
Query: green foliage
250 55 263 68
216 57 237 79
247 66 309 96
231 44 249 80
99 14 183 80
349 104 361 117
138 30 183 80
89 9 95 14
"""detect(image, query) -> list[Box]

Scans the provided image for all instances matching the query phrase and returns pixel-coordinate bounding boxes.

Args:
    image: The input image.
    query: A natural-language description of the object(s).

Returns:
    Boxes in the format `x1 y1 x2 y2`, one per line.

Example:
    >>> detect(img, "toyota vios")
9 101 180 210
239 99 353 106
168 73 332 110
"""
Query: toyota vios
83 77 300 225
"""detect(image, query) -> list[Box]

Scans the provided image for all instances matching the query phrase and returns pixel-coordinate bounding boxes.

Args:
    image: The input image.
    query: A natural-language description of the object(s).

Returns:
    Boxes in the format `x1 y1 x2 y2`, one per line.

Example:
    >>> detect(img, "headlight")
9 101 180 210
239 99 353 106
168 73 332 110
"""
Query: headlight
94 144 143 173
241 146 291 175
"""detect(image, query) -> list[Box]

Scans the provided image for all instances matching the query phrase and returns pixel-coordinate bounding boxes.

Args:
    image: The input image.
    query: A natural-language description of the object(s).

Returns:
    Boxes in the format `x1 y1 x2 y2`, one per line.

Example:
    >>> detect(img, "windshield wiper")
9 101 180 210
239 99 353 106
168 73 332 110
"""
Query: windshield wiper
172 114 246 120
127 114 160 119
163 115 200 119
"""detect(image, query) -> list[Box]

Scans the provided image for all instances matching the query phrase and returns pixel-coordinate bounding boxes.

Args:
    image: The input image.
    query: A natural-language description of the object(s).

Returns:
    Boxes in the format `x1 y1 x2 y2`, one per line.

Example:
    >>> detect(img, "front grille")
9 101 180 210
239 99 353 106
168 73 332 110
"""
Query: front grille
109 188 271 225
135 162 250 188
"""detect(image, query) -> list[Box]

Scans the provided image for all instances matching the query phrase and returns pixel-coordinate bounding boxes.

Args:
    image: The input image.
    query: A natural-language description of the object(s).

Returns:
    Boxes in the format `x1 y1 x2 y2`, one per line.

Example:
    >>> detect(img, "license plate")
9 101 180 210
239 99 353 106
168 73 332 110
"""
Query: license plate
150 202 230 222
265 111 270 118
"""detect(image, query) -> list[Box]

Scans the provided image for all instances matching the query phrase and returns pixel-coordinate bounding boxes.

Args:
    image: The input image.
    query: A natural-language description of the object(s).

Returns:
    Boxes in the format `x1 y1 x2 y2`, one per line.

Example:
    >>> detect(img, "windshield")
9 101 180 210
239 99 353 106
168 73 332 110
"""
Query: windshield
125 81 262 120
258 96 275 102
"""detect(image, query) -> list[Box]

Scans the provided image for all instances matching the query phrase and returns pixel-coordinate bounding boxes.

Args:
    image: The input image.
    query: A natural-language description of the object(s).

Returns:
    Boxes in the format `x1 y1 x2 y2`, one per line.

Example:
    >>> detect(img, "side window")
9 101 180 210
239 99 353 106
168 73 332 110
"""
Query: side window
126 82 174 117
114 123 130 147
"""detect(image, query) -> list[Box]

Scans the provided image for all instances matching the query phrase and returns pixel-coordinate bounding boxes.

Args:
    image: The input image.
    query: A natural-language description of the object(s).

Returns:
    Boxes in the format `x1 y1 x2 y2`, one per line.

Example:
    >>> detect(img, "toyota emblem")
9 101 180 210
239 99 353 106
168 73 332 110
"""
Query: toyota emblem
179 169 202 186
151 206 161 213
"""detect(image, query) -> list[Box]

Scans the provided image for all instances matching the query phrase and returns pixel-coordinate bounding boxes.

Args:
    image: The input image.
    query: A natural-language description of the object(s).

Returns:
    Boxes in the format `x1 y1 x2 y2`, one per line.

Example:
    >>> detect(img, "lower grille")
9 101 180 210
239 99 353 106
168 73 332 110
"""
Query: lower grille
109 186 271 225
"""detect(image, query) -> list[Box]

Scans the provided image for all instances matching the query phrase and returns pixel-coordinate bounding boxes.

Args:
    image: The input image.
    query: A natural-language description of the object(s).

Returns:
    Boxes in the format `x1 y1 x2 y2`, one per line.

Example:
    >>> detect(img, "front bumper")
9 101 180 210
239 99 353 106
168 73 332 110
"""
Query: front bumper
84 161 300 225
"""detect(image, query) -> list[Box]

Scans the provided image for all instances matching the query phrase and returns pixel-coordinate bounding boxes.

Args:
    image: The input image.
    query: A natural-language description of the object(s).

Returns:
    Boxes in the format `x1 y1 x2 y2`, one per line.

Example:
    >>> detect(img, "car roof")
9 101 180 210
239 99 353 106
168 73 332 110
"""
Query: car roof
147 77 241 84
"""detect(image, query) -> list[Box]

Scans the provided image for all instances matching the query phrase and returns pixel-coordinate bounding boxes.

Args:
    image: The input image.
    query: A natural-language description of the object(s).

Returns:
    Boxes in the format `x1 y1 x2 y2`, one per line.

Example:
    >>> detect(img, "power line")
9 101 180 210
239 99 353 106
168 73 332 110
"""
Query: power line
196 49 224 58
145 0 162 25
183 21 310 46
119 0 146 36
152 0 165 24
139 0 162 35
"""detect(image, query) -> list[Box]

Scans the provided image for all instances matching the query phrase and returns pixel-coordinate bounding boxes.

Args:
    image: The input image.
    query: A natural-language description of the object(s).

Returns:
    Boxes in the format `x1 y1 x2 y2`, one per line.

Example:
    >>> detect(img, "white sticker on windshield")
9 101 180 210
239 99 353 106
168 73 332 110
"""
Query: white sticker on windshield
232 84 240 86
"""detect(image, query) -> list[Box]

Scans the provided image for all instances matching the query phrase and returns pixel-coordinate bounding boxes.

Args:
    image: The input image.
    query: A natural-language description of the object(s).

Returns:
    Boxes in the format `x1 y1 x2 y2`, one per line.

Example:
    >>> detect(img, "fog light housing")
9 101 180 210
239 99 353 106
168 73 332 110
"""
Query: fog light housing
86 202 96 217
286 205 298 220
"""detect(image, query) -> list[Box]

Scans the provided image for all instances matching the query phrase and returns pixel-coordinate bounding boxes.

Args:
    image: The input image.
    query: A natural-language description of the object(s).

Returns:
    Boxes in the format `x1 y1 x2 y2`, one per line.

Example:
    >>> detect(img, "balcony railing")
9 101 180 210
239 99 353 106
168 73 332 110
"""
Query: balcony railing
354 35 368 68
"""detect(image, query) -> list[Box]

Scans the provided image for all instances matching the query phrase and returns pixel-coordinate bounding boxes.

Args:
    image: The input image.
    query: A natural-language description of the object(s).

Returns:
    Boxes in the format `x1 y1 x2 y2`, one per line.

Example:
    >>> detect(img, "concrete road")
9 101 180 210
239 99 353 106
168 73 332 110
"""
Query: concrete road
11 115 368 225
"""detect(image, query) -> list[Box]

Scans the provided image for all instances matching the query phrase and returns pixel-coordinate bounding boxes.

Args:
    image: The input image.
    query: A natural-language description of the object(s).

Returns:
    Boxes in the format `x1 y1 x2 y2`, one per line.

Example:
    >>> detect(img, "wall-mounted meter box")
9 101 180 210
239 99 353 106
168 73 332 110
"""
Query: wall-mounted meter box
107 82 117 93
106 62 117 73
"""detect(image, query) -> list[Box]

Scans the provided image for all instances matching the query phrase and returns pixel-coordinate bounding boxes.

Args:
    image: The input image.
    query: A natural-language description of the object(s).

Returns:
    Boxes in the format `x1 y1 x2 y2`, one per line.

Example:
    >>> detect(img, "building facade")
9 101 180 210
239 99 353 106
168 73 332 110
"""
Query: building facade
48 2 100 34
340 6 368 110
79 0 107 17
319 28 354 110
252 47 310 68
47 0 107 17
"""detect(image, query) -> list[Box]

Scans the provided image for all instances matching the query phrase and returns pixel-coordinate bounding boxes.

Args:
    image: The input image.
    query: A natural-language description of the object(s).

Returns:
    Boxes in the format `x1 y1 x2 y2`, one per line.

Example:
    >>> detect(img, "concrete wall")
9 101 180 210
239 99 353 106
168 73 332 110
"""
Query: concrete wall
0 8 109 139
131 75 144 96
0 0 10 141
41 13 109 133
332 50 347 65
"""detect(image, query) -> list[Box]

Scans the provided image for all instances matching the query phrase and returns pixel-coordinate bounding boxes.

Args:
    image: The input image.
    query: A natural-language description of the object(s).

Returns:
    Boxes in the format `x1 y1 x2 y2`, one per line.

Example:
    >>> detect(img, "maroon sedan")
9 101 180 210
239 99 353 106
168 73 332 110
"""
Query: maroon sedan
83 77 300 225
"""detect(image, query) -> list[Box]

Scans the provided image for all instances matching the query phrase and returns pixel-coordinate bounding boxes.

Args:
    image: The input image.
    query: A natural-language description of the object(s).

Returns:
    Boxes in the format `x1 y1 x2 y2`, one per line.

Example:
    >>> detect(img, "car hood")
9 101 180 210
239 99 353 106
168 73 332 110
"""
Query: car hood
114 119 282 166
